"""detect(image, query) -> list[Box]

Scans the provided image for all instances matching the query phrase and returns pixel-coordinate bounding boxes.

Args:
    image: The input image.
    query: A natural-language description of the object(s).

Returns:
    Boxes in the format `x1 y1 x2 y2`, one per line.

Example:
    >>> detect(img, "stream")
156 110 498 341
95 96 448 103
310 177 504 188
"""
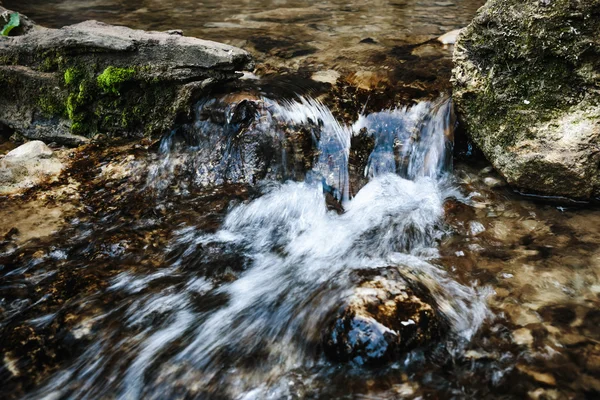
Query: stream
1 1 600 399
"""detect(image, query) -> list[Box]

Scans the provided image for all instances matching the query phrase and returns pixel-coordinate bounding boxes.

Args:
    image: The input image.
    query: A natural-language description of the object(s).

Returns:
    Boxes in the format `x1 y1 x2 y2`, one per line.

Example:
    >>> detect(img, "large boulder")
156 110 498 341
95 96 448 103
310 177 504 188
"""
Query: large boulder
0 6 253 145
452 0 600 200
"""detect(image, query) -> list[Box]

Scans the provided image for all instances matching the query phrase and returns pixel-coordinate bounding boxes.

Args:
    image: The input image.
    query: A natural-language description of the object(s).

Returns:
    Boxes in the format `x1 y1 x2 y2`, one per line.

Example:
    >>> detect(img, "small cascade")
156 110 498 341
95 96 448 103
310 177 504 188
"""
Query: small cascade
268 97 352 202
354 97 454 180
25 95 490 400
146 96 454 203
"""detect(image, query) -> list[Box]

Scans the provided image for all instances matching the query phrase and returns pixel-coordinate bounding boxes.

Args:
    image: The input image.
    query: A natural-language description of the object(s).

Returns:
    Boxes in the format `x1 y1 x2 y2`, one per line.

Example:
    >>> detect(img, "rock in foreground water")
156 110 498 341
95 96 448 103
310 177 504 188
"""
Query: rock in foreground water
452 0 600 200
323 268 445 366
0 140 64 194
0 6 253 145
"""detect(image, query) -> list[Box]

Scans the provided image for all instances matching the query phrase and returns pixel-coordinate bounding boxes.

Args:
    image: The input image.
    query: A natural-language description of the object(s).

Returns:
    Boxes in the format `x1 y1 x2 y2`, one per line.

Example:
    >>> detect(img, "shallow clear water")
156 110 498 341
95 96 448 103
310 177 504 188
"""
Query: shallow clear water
5 0 485 49
4 0 486 97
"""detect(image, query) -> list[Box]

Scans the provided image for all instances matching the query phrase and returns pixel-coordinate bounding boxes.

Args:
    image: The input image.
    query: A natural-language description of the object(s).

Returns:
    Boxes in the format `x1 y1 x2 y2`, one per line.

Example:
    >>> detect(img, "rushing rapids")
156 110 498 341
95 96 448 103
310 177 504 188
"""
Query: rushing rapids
2 95 493 399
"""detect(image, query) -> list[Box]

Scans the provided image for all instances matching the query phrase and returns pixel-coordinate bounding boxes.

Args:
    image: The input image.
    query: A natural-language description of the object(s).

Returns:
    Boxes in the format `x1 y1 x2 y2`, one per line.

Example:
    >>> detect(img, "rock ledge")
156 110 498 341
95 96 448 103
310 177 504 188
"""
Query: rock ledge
452 0 600 200
0 6 254 145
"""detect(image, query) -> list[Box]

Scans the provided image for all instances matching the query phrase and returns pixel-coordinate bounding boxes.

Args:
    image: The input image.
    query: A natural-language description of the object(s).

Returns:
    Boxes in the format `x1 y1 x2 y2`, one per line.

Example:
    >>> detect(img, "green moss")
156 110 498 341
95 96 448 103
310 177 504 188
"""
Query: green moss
97 66 136 95
70 119 95 135
71 121 84 134
37 94 65 118
3 45 184 139
64 67 83 86
66 93 79 121
0 55 16 66
24 62 180 138
62 69 101 134
38 51 65 73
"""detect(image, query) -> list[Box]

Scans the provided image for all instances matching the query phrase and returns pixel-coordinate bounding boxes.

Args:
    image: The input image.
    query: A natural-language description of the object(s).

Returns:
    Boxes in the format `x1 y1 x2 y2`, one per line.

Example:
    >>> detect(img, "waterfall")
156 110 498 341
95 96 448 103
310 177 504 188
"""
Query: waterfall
27 96 489 400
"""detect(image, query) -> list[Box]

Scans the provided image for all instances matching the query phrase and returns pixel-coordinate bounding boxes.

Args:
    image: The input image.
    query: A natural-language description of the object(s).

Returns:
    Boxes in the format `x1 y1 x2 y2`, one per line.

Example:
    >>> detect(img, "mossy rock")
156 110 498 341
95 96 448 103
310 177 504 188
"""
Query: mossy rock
0 7 253 145
452 0 600 200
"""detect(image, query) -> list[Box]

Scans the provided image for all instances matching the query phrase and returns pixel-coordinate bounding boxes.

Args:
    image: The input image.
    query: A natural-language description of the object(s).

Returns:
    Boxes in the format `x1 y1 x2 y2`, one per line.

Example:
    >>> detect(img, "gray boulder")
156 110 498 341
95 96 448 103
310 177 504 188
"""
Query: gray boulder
452 0 600 200
0 6 254 145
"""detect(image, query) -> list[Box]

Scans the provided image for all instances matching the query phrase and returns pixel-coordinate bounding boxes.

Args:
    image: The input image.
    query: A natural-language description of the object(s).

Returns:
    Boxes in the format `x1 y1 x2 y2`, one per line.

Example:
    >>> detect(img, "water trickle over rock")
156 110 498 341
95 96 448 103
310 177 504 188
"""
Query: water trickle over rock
2 93 491 400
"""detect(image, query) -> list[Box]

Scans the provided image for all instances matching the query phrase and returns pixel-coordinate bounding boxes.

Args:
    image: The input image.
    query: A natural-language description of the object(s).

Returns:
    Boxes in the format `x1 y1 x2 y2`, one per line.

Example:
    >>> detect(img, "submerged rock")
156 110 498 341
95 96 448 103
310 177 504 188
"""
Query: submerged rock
452 0 600 200
0 140 64 194
0 6 253 145
323 268 445 366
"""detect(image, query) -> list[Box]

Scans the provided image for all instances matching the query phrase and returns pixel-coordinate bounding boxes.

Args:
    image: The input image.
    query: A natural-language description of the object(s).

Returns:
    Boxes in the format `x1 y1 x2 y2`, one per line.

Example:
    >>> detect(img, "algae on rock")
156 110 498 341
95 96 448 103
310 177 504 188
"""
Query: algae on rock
0 6 254 145
452 0 600 200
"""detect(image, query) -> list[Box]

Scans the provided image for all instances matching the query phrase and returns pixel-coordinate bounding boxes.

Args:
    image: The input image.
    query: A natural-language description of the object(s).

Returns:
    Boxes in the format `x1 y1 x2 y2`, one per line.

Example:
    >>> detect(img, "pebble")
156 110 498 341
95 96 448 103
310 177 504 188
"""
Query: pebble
528 388 560 400
469 221 486 236
311 70 340 85
517 365 556 386
585 354 600 373
484 176 504 188
512 327 534 346
464 350 495 360
4 140 53 160
437 28 463 45
1 141 64 195
3 353 19 376
392 383 416 396
580 374 600 392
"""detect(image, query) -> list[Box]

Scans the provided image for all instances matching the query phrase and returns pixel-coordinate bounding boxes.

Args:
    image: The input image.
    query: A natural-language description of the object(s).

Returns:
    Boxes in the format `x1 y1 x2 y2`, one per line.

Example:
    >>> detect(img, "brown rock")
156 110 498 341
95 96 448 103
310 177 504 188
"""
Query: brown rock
323 267 446 366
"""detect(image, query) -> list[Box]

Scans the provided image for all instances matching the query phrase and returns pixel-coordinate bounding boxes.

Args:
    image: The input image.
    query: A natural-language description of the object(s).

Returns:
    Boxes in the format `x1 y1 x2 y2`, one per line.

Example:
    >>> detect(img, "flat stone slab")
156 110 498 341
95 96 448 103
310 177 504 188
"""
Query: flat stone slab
0 6 254 145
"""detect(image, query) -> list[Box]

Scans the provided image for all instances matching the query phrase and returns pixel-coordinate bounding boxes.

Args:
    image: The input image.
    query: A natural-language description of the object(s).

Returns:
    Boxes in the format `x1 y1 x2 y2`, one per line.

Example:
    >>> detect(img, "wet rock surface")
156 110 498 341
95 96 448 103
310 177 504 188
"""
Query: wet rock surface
324 268 446 366
453 0 600 200
156 96 316 187
0 6 253 145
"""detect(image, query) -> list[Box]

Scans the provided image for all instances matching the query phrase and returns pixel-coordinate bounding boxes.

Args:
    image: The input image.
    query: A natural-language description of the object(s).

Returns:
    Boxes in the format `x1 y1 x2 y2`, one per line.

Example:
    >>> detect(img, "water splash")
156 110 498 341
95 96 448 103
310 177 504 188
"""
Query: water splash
354 97 454 180
145 96 453 204
268 97 352 203
146 96 353 202
26 95 490 400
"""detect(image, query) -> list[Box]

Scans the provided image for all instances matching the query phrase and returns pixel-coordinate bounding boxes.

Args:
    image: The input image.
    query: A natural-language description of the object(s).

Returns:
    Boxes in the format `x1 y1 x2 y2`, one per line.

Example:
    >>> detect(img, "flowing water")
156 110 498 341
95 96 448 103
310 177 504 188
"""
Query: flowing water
2 0 600 399
2 93 600 400
0 95 495 399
